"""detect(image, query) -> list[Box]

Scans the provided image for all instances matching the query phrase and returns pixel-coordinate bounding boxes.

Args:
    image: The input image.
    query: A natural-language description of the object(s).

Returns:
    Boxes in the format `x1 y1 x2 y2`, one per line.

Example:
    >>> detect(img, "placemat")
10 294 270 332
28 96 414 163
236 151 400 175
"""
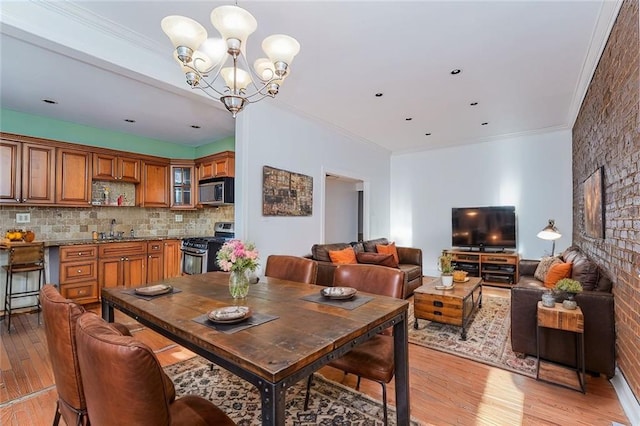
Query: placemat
301 293 373 310
193 312 279 334
121 287 182 301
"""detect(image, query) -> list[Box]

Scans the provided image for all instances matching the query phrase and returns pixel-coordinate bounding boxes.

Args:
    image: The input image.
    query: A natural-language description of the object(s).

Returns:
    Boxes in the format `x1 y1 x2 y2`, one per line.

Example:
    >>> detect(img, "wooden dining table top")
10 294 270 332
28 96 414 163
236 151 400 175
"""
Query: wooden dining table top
101 272 409 384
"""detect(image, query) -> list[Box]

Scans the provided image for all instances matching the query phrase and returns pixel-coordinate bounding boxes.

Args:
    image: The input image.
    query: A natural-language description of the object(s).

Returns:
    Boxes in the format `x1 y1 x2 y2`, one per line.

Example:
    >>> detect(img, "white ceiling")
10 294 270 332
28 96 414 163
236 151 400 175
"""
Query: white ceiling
0 1 622 153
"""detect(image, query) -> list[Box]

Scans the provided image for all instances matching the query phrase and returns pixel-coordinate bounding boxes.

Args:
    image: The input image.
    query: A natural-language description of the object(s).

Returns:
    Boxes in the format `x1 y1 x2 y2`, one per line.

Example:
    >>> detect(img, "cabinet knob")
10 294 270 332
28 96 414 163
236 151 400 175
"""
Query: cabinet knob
15 198 20 202
77 269 82 273
78 252 83 256
22 198 27 202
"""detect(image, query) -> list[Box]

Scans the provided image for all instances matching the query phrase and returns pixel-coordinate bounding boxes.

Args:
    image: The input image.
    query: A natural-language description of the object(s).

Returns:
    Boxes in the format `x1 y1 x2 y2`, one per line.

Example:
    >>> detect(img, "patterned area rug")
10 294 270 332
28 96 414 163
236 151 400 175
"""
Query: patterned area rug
164 356 418 425
409 294 537 378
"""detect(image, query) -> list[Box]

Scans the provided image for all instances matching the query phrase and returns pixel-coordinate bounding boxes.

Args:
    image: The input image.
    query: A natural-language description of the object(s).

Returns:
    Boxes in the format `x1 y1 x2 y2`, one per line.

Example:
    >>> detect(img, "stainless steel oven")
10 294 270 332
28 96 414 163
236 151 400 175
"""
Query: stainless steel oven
180 222 234 275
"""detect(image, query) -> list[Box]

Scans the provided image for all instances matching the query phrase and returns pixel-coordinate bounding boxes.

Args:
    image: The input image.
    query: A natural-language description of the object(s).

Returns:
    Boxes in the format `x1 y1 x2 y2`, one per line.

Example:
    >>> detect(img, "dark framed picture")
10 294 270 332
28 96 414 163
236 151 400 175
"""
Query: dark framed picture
584 166 604 238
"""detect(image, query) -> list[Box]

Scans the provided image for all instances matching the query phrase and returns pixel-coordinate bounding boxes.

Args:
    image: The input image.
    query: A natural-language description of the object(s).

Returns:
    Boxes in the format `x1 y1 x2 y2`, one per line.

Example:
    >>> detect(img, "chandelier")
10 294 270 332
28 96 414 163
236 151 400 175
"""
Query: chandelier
161 5 300 118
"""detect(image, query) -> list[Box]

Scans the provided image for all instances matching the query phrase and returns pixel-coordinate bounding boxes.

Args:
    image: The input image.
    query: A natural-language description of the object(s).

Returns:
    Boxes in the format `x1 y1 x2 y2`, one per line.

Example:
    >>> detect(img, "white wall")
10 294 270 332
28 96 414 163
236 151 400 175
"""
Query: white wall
325 178 360 243
234 102 391 273
390 130 573 276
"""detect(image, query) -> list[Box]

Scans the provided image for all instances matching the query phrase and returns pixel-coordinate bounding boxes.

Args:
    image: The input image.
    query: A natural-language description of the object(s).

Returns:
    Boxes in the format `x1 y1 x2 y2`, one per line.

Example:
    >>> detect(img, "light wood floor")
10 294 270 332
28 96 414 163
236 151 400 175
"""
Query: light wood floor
0 287 629 425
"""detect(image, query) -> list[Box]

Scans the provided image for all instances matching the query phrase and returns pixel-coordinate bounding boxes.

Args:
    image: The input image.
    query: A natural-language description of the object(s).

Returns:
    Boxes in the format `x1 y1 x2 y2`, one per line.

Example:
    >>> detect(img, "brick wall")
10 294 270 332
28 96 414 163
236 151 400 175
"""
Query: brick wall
572 0 639 399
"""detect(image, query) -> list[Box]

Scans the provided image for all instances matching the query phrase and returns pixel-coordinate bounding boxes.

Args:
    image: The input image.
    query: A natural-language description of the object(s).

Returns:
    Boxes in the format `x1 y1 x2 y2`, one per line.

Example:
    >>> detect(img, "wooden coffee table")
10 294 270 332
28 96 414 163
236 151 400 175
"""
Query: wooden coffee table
413 277 483 340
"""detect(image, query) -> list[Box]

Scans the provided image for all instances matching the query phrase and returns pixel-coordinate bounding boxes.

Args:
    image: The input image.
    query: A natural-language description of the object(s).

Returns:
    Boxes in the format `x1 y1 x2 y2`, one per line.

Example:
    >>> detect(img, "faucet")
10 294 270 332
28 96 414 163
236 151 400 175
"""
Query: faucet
110 219 116 237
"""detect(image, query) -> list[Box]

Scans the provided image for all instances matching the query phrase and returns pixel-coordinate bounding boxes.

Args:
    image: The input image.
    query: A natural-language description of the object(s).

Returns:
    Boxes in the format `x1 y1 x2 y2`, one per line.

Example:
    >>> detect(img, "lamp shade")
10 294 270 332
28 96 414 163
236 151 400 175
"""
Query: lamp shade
161 16 207 51
221 67 251 91
210 5 257 45
262 34 300 66
197 38 227 70
537 219 561 240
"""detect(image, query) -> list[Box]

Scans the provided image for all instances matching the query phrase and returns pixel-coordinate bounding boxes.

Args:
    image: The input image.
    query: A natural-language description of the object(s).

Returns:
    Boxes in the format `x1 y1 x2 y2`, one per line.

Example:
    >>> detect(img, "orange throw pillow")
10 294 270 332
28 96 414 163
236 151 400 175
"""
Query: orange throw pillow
376 242 399 264
328 247 357 264
544 262 573 288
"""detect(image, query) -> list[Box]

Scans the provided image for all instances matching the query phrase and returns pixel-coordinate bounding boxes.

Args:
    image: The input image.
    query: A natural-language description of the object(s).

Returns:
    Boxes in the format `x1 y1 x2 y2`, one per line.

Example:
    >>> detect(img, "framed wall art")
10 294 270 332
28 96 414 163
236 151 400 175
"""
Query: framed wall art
584 166 604 239
262 166 313 216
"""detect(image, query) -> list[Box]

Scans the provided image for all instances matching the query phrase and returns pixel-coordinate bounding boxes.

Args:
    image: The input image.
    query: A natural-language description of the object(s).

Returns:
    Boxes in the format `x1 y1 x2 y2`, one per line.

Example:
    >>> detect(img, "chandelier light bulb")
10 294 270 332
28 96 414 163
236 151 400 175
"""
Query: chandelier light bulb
221 67 251 92
262 34 300 68
210 5 257 47
161 16 208 52
253 58 275 81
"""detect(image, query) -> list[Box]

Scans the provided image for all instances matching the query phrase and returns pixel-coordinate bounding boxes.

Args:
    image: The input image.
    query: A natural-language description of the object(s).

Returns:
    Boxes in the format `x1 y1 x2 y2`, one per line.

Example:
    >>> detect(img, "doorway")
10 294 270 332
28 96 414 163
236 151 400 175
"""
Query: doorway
324 173 365 243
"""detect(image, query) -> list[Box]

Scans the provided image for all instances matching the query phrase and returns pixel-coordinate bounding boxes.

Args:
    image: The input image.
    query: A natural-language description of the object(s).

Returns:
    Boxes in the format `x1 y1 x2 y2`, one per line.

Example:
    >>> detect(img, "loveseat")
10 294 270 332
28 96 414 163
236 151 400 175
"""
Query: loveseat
511 245 615 377
307 238 423 299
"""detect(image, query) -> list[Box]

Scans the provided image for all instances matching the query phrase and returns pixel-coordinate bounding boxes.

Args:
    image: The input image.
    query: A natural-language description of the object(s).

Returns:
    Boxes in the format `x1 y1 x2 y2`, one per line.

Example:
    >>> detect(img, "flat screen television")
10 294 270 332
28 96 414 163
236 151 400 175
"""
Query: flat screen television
451 206 516 250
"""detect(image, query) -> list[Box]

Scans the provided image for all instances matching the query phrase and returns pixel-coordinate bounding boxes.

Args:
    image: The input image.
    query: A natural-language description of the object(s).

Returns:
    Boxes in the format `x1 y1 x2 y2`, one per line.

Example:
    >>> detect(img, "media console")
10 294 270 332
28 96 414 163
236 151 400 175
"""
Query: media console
444 249 520 288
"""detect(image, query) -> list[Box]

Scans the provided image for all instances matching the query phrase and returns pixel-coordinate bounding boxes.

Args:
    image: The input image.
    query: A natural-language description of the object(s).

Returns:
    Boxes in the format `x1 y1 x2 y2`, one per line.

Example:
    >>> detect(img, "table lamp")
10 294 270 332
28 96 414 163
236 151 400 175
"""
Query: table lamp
537 219 562 256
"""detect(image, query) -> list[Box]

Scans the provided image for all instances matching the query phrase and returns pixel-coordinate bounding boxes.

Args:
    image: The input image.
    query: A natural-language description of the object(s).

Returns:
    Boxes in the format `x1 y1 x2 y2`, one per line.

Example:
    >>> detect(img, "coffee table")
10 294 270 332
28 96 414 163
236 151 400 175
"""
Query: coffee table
413 277 482 340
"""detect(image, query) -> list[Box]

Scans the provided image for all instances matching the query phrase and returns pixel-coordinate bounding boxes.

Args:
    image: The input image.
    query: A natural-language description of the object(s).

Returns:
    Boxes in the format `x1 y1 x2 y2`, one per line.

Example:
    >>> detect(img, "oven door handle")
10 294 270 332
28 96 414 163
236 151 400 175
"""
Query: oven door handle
181 248 207 256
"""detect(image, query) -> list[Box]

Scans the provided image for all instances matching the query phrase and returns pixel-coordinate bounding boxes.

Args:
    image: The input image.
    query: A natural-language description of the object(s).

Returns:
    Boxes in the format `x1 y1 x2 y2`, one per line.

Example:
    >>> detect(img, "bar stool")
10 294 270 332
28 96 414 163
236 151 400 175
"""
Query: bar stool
3 243 46 333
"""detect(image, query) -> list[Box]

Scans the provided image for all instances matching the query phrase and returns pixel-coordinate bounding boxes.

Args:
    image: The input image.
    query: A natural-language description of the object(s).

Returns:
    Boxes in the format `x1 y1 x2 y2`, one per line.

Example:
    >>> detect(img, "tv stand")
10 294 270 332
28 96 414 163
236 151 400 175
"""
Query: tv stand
444 249 519 288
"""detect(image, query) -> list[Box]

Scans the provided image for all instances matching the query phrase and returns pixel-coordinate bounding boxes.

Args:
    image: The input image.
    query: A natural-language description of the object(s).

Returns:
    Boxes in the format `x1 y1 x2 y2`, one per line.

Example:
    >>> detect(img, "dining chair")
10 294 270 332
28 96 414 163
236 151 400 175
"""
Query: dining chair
41 284 147 426
75 312 236 426
3 242 45 332
265 254 318 284
304 264 405 425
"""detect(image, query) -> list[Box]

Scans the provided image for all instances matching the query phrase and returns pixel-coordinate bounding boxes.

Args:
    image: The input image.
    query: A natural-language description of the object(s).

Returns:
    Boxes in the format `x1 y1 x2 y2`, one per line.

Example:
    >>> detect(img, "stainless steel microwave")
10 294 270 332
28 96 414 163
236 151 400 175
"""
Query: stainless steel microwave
198 177 234 205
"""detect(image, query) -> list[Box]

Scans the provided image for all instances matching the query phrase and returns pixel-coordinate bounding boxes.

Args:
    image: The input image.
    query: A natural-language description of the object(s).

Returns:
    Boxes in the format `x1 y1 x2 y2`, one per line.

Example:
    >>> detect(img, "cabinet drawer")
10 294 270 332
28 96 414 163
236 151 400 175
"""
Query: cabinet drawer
60 245 97 261
60 260 98 282
147 241 163 253
481 254 518 265
60 281 98 304
99 241 146 258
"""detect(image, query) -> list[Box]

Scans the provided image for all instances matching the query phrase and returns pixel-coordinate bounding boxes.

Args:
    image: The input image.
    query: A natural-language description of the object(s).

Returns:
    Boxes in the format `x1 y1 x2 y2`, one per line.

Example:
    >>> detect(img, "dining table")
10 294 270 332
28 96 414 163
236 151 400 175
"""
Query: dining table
101 271 411 425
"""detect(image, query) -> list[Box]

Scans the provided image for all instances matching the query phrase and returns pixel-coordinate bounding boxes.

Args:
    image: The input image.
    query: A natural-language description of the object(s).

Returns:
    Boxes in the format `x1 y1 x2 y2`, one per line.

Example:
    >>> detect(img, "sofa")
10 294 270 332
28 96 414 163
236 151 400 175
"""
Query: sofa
307 238 423 299
511 245 615 377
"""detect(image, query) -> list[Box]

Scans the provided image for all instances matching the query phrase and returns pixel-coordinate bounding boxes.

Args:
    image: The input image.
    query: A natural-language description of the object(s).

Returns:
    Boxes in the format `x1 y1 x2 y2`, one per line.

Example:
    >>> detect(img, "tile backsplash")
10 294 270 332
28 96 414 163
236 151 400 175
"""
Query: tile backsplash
0 205 234 241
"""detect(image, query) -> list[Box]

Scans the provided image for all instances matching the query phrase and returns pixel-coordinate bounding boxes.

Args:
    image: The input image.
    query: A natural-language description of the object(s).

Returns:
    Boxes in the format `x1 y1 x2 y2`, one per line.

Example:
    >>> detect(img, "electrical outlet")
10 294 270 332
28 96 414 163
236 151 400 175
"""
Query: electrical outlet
16 213 30 223
175 214 183 223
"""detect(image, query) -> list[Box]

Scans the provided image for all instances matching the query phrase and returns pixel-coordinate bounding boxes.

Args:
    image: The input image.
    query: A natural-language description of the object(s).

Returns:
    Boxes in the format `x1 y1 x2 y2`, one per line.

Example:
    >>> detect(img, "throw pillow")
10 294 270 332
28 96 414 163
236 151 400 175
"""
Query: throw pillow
328 247 357 264
376 242 399 264
544 262 573 288
356 252 399 268
534 256 562 282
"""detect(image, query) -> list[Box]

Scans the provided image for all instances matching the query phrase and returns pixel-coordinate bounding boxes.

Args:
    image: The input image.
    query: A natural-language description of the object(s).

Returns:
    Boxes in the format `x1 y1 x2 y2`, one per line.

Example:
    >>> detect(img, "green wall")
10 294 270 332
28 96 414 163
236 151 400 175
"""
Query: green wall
0 109 234 158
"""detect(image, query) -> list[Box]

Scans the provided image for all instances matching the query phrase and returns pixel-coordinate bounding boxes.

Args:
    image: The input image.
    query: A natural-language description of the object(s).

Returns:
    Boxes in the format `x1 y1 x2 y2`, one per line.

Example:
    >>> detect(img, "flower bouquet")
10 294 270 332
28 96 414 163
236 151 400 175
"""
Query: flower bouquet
216 240 260 299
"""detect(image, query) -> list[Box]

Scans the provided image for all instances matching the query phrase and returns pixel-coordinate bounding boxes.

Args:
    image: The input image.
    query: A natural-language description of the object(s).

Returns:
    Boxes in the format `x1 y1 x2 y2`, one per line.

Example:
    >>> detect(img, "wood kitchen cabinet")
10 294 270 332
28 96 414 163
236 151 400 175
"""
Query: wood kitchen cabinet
170 162 196 209
163 239 182 279
0 138 56 205
57 245 99 304
98 242 147 288
146 241 164 283
93 153 140 183
138 161 170 207
56 147 92 206
197 151 235 179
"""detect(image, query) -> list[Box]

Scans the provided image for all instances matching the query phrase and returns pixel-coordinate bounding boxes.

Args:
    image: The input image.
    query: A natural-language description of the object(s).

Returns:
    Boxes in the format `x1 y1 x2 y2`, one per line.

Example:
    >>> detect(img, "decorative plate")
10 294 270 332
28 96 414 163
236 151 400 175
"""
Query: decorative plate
134 284 173 296
453 277 470 283
435 284 456 290
207 306 252 324
321 287 357 300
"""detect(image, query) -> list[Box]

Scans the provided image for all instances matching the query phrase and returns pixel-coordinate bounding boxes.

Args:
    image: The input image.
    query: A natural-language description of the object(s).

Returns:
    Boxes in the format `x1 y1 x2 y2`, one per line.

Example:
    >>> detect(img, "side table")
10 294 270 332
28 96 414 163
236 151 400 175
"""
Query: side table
536 301 585 392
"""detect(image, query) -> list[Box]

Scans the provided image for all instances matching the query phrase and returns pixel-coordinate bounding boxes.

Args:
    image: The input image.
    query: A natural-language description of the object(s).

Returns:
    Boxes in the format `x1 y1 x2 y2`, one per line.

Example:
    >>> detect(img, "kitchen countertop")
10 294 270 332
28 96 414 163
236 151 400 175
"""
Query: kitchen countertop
43 236 184 248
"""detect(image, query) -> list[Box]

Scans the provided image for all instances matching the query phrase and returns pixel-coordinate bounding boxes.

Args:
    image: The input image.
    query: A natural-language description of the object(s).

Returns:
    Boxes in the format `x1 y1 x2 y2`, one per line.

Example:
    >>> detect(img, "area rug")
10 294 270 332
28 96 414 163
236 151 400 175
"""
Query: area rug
164 356 419 426
409 294 537 378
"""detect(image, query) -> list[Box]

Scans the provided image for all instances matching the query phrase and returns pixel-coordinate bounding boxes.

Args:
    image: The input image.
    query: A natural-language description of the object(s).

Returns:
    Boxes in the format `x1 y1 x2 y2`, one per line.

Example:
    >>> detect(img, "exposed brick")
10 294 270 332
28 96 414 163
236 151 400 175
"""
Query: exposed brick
572 0 640 401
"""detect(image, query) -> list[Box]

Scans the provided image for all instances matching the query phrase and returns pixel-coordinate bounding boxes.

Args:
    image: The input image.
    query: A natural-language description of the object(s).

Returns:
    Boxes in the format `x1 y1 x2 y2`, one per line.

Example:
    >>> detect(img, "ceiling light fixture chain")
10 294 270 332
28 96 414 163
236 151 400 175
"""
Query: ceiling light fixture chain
161 4 300 118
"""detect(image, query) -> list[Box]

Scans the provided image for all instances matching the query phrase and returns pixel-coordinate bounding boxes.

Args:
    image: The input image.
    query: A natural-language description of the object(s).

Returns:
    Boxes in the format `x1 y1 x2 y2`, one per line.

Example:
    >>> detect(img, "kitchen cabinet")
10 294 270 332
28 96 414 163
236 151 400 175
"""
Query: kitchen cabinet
170 162 196 209
163 239 182 279
138 161 170 207
93 153 140 183
56 148 92 206
98 242 147 288
0 139 55 205
58 245 99 304
197 151 235 179
146 241 164 283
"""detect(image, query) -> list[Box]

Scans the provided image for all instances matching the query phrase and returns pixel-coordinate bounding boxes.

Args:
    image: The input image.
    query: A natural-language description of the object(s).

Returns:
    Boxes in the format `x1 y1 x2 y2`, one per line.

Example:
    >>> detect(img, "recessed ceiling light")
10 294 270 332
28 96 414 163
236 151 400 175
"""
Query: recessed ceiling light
375 93 383 97
450 69 462 75
425 133 432 136
481 122 488 126
124 119 136 123
470 102 478 106
191 125 201 129
405 118 412 121
42 99 58 104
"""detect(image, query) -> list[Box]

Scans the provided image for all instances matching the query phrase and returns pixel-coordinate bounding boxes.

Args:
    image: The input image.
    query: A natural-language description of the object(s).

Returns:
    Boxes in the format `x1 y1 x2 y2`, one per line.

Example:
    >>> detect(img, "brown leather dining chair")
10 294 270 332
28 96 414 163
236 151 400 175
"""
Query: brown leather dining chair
40 284 174 426
304 264 405 425
265 254 318 284
75 312 236 426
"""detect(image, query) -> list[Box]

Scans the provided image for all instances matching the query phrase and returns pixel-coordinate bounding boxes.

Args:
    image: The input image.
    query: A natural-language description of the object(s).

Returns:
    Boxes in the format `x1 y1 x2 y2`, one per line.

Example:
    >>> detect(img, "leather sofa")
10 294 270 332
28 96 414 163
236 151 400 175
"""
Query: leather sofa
307 238 423 298
511 245 615 377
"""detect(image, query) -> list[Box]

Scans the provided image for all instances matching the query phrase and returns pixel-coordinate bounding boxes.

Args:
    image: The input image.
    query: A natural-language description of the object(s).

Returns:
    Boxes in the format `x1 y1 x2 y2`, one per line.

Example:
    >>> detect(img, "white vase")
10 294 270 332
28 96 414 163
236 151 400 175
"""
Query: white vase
441 275 454 287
